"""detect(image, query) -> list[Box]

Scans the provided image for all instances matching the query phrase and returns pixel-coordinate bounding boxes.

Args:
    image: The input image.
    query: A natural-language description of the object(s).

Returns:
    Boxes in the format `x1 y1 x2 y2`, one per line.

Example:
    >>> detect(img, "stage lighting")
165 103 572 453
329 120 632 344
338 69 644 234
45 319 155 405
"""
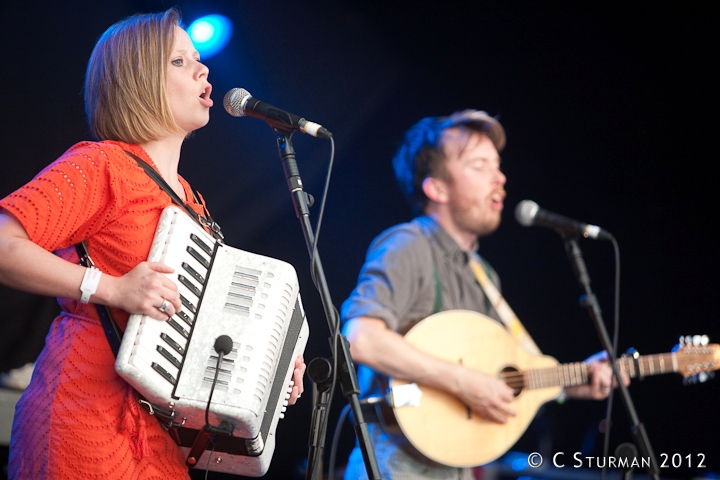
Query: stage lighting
188 14 233 59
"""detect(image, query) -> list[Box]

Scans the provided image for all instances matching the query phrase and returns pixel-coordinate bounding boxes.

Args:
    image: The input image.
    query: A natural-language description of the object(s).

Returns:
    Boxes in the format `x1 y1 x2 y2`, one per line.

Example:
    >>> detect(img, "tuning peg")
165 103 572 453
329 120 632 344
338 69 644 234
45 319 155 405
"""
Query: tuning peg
678 335 710 347
624 347 638 357
683 371 715 385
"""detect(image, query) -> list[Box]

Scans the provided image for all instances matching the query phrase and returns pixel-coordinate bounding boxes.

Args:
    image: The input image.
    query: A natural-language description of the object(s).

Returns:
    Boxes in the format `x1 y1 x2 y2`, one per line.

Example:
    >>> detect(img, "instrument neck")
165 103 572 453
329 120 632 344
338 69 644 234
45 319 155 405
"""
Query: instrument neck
525 353 678 390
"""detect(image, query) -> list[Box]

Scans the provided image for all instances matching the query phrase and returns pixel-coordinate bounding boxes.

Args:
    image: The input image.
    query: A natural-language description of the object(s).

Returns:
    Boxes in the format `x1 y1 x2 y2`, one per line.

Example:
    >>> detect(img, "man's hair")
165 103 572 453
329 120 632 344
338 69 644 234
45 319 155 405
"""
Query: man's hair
392 109 506 214
84 8 184 143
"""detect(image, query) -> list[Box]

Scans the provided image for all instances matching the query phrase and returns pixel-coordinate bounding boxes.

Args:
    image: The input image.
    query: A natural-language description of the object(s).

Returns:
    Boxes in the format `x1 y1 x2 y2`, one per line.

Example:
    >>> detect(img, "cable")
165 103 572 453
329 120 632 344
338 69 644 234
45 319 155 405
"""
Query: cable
328 403 352 480
306 136 343 479
600 236 621 480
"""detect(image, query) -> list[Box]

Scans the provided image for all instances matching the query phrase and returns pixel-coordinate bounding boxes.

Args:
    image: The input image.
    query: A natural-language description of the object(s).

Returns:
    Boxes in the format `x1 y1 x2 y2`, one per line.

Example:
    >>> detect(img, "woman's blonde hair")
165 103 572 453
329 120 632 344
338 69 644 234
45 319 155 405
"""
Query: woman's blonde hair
84 8 184 143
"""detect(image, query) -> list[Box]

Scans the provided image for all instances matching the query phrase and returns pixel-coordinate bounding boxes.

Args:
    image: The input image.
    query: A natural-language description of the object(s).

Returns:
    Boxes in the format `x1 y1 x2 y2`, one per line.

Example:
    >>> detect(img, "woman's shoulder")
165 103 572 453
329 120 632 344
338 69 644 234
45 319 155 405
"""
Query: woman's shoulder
41 140 154 185
58 140 142 167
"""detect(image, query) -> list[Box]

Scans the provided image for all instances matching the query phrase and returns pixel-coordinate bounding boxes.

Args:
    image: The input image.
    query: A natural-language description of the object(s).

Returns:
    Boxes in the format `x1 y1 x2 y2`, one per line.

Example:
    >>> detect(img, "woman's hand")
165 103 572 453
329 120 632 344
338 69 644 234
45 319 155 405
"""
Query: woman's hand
287 354 306 405
98 261 182 321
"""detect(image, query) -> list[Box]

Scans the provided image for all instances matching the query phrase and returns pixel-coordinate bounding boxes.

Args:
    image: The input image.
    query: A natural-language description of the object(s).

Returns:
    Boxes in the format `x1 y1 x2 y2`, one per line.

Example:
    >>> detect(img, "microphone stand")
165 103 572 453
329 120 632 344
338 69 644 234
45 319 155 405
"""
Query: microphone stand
562 236 660 480
273 128 381 480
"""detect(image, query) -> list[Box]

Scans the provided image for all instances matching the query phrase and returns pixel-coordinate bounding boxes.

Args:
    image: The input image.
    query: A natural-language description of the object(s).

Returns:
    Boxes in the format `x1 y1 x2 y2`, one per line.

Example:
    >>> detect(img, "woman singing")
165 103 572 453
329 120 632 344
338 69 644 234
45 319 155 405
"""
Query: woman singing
0 8 304 478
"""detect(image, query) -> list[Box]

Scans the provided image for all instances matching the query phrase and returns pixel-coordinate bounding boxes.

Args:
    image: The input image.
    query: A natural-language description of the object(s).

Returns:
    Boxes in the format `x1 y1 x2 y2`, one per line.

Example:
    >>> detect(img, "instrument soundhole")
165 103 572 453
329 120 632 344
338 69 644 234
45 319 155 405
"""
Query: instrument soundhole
499 366 523 397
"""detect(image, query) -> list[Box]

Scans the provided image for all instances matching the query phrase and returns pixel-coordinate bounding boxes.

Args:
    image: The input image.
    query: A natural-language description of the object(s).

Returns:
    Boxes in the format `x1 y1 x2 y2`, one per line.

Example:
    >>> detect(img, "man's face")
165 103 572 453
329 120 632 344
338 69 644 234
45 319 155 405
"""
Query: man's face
438 128 506 238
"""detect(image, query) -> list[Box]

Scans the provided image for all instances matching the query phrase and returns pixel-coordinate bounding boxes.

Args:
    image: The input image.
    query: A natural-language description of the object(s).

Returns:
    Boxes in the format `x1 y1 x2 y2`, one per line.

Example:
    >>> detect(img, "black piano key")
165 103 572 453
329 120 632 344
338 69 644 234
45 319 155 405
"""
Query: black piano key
182 262 205 285
190 233 213 256
167 318 189 339
152 362 176 385
157 345 182 369
178 274 202 297
176 310 193 327
180 294 197 314
160 332 185 356
187 246 210 269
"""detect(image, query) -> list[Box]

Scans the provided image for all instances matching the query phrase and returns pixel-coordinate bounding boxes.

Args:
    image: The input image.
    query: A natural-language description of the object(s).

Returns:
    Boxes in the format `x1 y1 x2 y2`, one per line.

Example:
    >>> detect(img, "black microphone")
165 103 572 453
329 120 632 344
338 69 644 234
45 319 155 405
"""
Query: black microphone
214 334 234 356
223 88 332 139
515 200 612 240
203 334 236 437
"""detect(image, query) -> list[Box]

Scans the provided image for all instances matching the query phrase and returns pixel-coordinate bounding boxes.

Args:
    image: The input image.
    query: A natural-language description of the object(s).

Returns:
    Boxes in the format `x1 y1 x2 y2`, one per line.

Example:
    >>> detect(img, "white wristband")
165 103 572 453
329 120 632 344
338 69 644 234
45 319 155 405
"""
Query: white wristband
80 267 102 304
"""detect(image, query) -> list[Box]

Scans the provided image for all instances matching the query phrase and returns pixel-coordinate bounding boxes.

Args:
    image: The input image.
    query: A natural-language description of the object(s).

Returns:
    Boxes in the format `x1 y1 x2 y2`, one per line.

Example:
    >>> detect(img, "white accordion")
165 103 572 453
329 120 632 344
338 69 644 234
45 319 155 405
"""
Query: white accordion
115 206 309 476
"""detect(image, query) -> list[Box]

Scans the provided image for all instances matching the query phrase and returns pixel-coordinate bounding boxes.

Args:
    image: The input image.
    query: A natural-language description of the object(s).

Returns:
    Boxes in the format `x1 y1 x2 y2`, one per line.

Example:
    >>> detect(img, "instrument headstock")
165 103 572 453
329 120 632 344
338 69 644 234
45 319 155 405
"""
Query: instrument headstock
673 335 719 382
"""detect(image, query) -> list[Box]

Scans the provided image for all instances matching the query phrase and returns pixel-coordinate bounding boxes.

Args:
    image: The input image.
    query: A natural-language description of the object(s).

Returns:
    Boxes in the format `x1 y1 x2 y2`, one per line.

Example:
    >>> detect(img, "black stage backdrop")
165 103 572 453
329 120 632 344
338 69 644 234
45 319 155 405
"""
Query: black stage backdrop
1 1 717 479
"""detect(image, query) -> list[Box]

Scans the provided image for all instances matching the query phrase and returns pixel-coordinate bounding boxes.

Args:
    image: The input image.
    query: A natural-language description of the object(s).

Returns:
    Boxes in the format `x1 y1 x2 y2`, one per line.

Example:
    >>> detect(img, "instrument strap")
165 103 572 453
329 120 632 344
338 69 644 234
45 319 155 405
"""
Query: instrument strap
74 242 122 357
124 151 224 242
469 256 542 355
432 269 442 315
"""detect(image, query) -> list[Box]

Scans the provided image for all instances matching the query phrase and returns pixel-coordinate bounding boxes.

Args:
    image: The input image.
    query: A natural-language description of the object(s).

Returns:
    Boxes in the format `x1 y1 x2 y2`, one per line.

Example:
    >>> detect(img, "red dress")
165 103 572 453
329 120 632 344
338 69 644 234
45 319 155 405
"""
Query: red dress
0 140 208 479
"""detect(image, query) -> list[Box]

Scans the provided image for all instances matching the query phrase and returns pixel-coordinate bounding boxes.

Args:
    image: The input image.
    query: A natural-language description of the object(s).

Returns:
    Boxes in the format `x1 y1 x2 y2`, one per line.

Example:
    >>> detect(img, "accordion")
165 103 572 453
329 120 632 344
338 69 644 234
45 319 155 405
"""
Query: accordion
115 206 309 476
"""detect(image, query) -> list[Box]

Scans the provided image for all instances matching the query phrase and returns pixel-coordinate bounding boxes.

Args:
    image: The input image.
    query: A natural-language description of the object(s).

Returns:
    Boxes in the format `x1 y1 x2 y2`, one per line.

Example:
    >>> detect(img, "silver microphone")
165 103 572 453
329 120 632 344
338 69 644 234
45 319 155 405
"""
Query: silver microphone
223 88 332 139
515 200 612 240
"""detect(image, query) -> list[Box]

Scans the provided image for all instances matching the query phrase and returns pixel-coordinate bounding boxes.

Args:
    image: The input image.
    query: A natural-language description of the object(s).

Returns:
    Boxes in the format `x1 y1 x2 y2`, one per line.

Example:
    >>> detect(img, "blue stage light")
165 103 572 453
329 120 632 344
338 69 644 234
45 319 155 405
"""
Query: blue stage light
188 14 233 59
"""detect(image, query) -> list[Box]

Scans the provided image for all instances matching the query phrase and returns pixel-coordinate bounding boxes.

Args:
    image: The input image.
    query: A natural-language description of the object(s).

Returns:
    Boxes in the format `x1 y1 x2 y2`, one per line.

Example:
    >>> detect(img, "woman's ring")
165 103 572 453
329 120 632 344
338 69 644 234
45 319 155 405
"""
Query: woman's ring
159 299 169 313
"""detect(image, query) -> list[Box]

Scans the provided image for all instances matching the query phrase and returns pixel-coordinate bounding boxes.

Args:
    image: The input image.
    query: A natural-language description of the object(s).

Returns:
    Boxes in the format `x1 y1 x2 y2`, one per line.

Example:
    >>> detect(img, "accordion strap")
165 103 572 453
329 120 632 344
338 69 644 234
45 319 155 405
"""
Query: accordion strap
74 242 122 357
124 150 224 241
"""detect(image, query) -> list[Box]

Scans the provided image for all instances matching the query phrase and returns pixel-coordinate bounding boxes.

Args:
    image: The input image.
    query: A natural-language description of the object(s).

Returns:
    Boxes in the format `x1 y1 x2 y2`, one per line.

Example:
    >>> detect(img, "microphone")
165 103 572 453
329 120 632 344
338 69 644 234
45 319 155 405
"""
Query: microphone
202 334 236 437
515 200 612 240
213 334 234 356
223 88 332 139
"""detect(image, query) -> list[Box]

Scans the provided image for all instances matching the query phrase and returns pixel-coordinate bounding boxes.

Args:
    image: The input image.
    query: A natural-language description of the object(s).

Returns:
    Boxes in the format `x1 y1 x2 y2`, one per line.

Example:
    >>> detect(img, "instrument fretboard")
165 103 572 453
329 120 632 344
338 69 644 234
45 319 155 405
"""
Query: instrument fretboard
521 353 681 390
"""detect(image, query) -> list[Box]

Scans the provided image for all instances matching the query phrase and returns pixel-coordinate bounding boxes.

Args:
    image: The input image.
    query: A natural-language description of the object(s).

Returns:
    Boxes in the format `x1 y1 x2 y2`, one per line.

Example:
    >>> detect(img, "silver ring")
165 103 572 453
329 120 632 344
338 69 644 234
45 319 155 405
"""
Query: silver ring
159 299 169 313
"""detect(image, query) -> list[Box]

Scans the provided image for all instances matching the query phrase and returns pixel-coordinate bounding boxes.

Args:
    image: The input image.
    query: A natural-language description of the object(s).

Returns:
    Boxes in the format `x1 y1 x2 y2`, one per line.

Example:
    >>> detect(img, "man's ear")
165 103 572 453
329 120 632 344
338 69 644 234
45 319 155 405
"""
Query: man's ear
422 176 448 204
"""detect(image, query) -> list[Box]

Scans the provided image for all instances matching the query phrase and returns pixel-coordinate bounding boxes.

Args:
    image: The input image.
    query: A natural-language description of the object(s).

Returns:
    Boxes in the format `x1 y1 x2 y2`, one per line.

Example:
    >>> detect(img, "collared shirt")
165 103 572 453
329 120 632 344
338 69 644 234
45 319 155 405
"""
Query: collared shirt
341 215 502 333
341 216 503 399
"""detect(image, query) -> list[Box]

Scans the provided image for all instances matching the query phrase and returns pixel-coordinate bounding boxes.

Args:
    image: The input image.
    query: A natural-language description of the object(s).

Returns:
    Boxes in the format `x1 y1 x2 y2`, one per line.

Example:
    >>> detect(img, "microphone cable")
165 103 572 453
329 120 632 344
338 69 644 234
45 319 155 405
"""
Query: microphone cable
601 236 621 480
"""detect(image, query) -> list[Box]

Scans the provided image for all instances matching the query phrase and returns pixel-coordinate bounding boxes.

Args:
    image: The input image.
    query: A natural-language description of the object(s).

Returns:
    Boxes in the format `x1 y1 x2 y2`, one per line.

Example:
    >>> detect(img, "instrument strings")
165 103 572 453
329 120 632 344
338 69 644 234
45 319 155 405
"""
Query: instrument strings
498 370 526 389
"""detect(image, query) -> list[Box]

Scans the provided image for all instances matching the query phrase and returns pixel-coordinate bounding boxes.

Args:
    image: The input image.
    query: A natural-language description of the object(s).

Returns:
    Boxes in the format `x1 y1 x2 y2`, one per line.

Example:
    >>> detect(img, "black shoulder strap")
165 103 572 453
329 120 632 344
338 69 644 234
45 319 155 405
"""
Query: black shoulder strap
75 242 122 357
124 150 224 241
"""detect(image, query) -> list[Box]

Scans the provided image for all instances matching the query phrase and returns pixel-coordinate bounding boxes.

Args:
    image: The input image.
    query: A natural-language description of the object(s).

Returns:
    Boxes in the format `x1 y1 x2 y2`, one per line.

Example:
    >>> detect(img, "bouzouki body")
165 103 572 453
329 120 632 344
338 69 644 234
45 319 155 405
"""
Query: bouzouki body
384 309 719 467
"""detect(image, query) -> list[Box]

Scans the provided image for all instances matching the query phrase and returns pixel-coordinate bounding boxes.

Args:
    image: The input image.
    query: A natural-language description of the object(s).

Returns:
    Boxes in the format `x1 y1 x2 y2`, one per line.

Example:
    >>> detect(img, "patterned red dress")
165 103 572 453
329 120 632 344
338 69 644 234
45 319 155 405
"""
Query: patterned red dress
0 140 208 479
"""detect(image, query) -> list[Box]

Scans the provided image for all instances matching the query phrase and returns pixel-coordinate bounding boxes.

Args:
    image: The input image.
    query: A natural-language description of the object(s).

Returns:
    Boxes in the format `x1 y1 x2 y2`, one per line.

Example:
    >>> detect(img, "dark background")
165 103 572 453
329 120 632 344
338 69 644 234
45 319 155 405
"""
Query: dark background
1 1 717 479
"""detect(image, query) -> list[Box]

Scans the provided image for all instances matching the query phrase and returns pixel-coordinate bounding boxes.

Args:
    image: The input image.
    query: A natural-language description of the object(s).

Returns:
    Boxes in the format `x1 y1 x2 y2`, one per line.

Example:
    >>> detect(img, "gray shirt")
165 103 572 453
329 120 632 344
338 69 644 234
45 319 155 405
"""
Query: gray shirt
341 215 503 396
